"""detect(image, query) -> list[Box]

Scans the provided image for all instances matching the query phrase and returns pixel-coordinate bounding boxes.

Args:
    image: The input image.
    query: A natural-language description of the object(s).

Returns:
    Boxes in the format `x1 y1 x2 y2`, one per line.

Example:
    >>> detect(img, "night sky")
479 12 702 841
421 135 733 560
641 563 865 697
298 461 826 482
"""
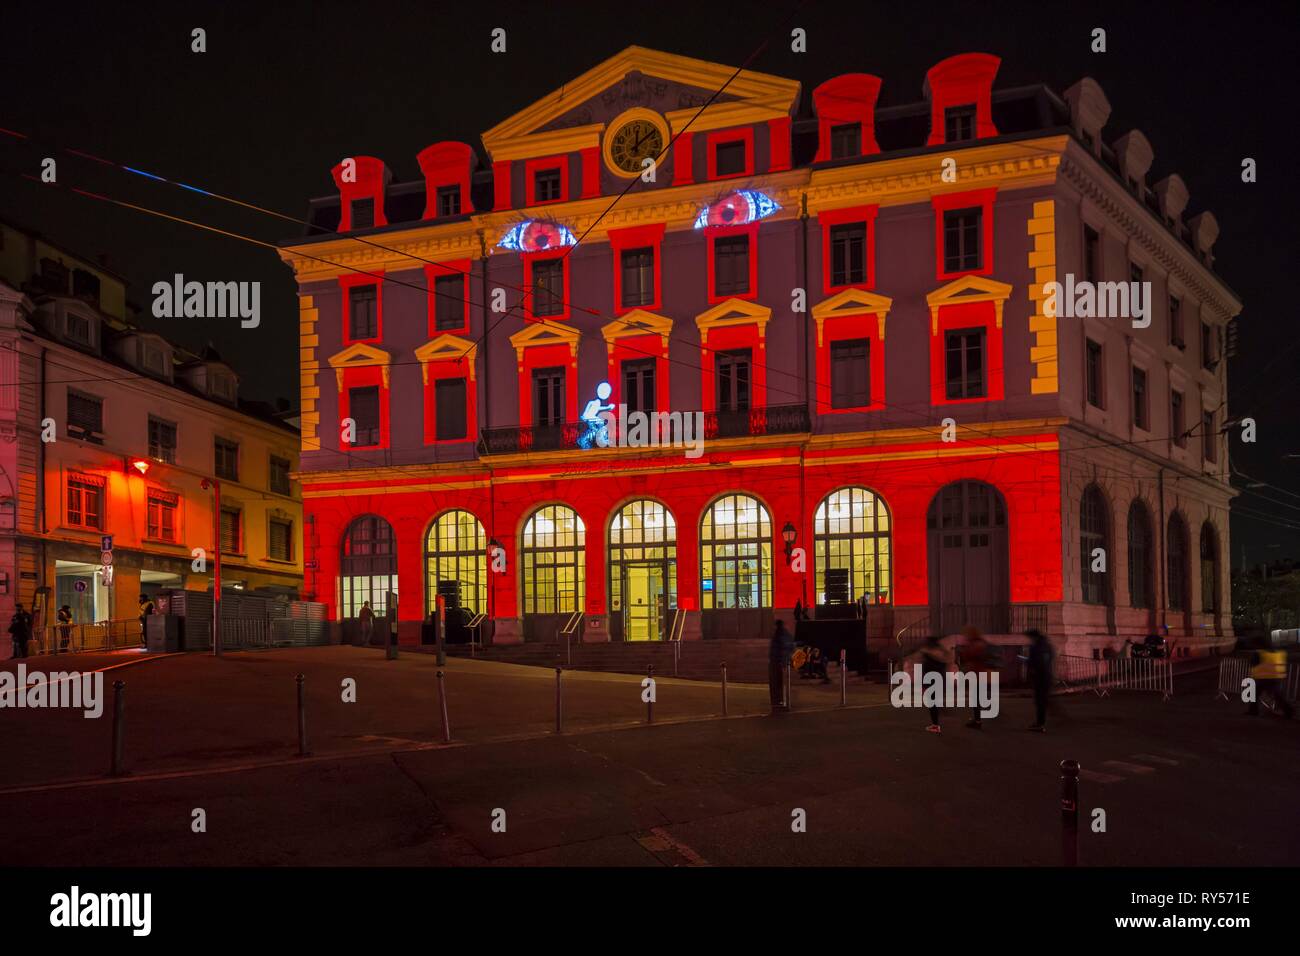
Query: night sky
2 0 1296 565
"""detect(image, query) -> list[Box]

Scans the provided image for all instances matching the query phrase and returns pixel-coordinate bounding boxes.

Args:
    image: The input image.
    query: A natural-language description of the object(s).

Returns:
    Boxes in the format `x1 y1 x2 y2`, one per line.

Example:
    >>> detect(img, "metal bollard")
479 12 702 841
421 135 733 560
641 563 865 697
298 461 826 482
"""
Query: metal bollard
842 647 852 707
437 670 452 743
296 673 309 756
555 667 563 734
387 624 399 660
110 680 126 776
721 661 728 716
1060 759 1079 867
784 662 792 710
673 640 679 677
646 664 655 723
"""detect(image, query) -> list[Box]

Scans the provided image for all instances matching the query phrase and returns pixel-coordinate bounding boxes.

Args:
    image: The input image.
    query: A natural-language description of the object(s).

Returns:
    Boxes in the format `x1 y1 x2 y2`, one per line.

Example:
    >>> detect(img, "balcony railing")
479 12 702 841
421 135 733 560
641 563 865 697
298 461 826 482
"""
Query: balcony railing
478 403 810 456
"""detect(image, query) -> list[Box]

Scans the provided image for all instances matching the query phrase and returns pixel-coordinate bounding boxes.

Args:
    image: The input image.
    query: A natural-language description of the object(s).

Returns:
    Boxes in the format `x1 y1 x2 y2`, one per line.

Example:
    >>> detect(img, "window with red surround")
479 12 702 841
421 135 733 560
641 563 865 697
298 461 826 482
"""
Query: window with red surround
819 205 879 293
609 223 665 315
523 250 570 321
339 366 390 450
525 156 569 206
706 223 759 303
340 271 384 345
924 53 1000 146
928 301 1004 406
816 316 885 413
706 128 755 182
931 189 996 280
417 142 475 219
330 156 390 231
518 344 578 427
812 74 882 161
425 260 471 335
423 367 476 445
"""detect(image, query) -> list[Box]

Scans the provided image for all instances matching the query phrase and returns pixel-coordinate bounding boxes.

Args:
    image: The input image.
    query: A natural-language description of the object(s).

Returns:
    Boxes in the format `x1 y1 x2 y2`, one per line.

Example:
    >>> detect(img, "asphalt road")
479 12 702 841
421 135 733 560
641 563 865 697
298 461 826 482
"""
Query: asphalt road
1 648 1296 866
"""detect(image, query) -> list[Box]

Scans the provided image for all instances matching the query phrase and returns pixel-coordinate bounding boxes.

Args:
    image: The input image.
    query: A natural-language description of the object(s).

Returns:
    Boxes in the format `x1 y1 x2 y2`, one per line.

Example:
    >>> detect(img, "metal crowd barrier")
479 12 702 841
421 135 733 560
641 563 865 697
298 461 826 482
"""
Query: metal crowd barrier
26 619 145 656
1215 656 1252 701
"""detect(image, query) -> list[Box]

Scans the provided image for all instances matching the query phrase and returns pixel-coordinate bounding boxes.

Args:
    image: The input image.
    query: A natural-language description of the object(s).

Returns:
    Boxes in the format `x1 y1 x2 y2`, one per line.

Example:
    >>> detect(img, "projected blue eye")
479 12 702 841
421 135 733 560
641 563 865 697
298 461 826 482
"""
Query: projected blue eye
498 219 577 252
693 190 780 229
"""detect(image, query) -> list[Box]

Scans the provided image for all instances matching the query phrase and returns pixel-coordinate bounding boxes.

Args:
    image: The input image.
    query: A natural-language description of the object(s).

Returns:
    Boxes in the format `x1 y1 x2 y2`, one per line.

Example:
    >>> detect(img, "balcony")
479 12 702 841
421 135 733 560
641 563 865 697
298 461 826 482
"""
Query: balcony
478 403 810 456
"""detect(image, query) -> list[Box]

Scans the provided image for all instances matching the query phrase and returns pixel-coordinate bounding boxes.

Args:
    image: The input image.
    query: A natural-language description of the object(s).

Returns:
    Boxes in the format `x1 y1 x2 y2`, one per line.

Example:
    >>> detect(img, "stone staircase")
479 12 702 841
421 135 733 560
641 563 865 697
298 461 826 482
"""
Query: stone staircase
441 639 773 683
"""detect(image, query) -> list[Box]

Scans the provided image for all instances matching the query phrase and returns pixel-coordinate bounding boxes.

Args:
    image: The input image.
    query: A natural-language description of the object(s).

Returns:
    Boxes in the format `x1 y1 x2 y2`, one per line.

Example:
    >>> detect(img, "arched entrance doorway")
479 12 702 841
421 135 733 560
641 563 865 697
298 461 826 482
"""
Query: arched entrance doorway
340 515 397 643
700 493 773 639
608 499 677 641
813 486 891 607
926 481 1010 634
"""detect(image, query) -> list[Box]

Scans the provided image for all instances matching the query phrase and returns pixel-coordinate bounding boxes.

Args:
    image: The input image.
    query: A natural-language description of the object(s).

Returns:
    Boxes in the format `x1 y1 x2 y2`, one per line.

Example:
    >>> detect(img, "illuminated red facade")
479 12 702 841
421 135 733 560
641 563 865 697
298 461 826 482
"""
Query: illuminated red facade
279 49 1240 654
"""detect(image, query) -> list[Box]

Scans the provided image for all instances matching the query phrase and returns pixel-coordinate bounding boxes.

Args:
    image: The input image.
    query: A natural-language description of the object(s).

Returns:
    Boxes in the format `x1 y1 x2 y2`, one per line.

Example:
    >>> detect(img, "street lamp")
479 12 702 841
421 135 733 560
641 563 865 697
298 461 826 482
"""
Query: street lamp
200 477 222 657
781 522 798 564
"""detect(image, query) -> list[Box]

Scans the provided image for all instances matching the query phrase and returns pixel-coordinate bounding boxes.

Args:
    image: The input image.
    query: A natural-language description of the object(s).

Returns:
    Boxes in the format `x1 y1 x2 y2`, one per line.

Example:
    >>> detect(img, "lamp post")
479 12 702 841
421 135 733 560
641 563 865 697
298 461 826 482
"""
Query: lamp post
781 521 798 565
200 477 222 657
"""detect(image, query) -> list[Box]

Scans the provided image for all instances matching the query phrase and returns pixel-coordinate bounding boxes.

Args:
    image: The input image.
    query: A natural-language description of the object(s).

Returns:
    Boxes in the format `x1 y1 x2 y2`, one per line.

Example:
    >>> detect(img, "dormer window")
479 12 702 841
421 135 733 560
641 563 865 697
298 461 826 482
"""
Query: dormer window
66 313 91 345
829 124 861 160
436 185 461 217
141 342 166 374
210 372 235 401
944 105 977 142
40 258 69 294
350 198 375 230
715 141 745 177
72 268 101 305
535 168 562 203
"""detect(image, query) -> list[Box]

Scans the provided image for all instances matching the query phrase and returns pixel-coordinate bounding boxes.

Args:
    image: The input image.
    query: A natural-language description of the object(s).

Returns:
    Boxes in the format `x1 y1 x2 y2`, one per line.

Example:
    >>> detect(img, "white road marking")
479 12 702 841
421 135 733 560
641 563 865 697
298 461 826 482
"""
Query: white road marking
1079 768 1124 783
1102 760 1156 774
1131 753 1179 766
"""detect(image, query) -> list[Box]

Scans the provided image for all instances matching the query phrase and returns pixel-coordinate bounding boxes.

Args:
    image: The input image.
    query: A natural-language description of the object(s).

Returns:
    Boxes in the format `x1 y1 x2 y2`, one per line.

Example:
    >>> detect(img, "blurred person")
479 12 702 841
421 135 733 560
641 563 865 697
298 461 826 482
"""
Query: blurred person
1247 640 1294 719
57 604 74 653
959 625 992 729
138 593 155 641
909 634 951 733
358 600 374 646
769 619 794 713
1025 628 1055 732
8 603 31 659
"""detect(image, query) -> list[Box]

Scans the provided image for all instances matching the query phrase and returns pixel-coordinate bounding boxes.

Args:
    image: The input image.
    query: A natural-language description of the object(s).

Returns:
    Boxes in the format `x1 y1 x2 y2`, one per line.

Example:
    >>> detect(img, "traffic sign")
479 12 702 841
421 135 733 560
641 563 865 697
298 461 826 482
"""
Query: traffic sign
74 580 87 593
101 534 113 552
100 550 114 566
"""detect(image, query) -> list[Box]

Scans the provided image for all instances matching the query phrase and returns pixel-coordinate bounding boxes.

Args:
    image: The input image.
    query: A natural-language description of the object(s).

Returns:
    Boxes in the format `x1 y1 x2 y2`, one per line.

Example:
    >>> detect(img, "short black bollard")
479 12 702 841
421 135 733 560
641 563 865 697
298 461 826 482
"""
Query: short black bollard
783 662 792 710
110 680 126 776
437 670 451 743
646 664 655 723
721 661 728 716
1060 759 1080 867
554 667 563 735
296 673 309 756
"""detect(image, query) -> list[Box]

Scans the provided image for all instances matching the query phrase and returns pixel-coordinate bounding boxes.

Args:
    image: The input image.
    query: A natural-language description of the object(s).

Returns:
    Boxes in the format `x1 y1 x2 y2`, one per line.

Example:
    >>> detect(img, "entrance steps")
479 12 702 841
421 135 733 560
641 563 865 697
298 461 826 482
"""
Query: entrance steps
441 639 773 683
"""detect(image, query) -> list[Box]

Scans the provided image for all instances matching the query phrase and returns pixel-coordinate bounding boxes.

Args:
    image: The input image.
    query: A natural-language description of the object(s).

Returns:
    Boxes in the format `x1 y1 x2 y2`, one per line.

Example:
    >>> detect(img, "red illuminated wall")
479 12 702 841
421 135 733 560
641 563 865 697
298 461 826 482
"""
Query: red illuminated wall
302 435 1063 636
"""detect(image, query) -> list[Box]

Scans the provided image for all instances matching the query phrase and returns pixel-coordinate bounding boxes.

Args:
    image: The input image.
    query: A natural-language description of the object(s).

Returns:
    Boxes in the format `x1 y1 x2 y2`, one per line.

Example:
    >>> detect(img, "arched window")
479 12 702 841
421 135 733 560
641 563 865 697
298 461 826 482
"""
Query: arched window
1200 521 1220 615
1126 500 1154 609
1080 485 1110 605
701 494 772 610
1167 513 1189 612
814 486 891 605
520 505 585 615
340 515 397 617
425 510 486 616
609 500 677 641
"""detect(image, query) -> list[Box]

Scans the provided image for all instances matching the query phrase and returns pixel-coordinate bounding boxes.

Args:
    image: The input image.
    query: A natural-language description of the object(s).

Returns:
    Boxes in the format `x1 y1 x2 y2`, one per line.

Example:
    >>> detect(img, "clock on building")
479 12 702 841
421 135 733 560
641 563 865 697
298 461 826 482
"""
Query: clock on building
603 108 669 178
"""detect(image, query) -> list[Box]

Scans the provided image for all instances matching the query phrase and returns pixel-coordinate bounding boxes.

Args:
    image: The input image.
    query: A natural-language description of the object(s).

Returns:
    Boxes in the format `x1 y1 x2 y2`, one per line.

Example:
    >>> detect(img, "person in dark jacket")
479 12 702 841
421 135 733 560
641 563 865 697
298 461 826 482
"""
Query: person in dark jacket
57 604 74 653
8 604 32 659
769 619 794 713
958 625 991 729
911 635 951 733
1025 628 1055 732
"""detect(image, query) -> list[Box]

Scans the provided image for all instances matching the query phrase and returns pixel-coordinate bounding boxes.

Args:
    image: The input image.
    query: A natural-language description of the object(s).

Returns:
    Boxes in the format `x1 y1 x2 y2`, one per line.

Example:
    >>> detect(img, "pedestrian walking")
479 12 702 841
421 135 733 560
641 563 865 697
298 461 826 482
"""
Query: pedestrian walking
910 634 951 733
8 603 32 659
769 619 794 713
958 625 991 729
1025 628 1055 732
57 604 74 653
138 593 155 642
358 600 375 646
1247 642 1294 719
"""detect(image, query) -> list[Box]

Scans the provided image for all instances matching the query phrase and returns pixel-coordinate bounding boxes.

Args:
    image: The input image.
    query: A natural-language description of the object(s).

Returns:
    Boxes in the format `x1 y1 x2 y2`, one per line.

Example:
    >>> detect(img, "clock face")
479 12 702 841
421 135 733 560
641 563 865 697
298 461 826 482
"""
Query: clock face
607 118 664 175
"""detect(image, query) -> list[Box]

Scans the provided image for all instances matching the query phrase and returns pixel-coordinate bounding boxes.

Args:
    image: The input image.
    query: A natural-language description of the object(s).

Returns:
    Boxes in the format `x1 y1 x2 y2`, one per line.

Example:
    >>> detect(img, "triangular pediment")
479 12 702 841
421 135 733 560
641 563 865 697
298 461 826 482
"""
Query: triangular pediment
811 289 894 343
414 334 478 382
327 342 391 389
695 298 772 342
482 47 800 160
926 275 1014 334
601 309 673 345
508 320 581 362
